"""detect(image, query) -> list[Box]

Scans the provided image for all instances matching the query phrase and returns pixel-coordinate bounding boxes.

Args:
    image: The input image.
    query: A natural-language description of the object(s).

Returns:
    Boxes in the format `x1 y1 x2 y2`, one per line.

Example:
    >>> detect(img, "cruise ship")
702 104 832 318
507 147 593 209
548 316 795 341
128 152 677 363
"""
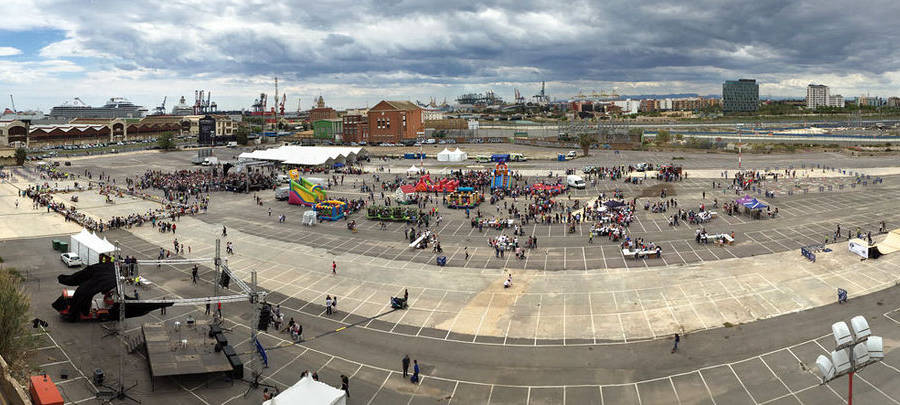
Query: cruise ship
49 97 148 120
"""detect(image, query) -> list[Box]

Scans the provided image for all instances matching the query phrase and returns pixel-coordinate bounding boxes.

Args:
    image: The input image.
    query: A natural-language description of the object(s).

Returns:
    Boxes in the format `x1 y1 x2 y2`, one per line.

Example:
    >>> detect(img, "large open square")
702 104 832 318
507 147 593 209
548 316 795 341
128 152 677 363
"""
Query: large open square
2 143 899 404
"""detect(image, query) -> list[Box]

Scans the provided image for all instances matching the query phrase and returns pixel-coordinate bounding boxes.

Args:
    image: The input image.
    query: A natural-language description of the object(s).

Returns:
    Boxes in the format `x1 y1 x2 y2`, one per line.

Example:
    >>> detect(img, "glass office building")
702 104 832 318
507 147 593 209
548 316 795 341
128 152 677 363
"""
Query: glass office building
722 79 759 112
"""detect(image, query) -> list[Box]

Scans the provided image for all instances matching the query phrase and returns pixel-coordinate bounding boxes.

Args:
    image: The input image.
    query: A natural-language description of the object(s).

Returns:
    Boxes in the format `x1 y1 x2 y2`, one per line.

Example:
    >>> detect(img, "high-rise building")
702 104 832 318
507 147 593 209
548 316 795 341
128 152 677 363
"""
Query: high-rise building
722 79 759 112
807 84 830 109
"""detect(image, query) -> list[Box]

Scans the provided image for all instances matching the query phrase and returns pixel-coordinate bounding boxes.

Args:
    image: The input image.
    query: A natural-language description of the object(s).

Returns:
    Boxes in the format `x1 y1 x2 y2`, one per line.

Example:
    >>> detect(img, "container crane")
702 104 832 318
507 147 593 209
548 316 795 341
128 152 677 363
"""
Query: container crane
153 96 167 115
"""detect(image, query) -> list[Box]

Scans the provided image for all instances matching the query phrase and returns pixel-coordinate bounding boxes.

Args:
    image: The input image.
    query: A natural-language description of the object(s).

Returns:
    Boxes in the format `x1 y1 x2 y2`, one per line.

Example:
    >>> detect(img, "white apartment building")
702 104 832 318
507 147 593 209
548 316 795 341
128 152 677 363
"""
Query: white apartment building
828 95 845 108
807 84 829 109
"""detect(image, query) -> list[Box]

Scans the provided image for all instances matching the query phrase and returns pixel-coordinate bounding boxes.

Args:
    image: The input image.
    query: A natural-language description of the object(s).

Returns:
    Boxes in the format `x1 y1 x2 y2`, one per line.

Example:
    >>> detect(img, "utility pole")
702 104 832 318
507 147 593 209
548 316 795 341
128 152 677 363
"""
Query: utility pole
214 239 220 297
274 77 278 132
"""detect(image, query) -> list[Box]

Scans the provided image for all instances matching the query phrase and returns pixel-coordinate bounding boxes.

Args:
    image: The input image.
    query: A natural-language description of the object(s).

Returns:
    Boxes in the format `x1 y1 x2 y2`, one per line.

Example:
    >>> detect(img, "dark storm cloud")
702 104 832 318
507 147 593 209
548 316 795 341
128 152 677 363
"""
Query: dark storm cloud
22 0 900 88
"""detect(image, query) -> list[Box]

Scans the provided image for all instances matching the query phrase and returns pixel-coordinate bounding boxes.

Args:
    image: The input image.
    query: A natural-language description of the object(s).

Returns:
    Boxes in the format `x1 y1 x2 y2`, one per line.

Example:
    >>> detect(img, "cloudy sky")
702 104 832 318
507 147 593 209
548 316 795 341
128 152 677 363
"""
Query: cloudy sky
2 0 899 111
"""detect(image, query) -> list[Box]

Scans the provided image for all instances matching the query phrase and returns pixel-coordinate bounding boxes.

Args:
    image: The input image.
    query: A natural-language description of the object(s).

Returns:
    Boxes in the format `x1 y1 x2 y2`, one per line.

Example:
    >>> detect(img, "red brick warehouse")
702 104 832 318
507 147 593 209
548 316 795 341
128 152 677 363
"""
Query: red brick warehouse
366 100 424 144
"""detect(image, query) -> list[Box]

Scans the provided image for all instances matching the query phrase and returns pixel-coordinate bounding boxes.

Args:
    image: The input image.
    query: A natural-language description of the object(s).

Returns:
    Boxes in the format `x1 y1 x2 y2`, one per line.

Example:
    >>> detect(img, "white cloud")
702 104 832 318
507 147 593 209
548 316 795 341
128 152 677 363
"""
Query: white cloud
4 0 900 110
0 47 23 56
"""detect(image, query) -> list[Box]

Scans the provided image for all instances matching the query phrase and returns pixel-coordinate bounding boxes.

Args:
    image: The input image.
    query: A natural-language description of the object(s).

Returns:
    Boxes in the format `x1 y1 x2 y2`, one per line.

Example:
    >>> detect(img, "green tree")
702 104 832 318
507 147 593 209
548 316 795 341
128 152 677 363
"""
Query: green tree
157 132 176 150
0 268 36 380
14 147 26 165
236 127 250 146
655 130 671 145
577 132 597 157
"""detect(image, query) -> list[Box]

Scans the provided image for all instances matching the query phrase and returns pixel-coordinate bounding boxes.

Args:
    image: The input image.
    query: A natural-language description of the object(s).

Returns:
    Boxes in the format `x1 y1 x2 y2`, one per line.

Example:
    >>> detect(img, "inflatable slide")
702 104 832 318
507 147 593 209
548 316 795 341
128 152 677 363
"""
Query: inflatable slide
491 162 510 190
289 177 327 206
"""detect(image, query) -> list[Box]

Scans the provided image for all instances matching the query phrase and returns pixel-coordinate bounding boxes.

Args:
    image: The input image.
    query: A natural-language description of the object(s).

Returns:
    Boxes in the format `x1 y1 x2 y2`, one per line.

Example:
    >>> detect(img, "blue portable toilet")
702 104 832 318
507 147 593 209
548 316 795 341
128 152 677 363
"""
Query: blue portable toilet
558 154 566 161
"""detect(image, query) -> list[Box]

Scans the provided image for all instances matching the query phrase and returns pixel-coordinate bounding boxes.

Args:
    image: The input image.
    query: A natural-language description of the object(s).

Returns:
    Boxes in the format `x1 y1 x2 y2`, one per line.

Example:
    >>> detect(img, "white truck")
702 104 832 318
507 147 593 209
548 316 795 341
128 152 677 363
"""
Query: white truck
566 174 586 189
202 157 219 166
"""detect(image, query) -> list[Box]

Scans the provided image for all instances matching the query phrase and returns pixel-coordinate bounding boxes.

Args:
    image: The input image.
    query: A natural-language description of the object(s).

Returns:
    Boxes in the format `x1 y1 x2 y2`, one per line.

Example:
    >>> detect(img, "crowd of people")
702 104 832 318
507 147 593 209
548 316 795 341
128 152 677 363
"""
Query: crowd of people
130 168 276 200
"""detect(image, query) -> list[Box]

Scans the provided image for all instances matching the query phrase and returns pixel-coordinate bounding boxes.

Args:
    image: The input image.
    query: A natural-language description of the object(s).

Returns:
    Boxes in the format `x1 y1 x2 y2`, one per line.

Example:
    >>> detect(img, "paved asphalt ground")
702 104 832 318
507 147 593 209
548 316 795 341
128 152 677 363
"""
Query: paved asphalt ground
3 145 900 404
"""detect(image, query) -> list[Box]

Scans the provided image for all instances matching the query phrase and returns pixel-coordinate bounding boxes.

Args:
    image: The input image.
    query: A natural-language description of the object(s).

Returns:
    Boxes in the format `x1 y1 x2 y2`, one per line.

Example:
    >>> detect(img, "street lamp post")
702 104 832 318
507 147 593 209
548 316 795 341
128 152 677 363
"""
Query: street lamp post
815 315 884 405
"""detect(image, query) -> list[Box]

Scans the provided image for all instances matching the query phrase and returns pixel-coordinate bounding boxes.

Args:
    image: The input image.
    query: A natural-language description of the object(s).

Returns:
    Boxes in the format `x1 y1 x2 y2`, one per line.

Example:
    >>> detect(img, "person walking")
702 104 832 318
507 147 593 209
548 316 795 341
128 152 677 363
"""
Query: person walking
340 375 349 398
402 354 410 378
325 295 333 315
411 360 420 384
672 333 680 353
216 301 222 318
205 302 211 315
222 225 227 237
191 265 198 285
332 261 336 275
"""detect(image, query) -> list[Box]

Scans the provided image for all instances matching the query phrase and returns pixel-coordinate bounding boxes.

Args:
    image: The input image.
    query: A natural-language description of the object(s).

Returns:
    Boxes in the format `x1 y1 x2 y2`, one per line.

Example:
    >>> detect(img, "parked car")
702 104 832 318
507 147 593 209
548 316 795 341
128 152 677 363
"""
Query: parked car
61 252 82 267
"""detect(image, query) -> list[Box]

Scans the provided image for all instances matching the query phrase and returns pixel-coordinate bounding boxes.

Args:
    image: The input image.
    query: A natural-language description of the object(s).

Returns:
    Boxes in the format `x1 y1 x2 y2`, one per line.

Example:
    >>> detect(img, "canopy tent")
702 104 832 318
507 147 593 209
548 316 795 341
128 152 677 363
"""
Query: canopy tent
436 148 453 162
603 200 626 209
395 185 417 202
263 376 346 405
735 195 754 204
406 165 422 178
238 146 366 167
742 199 768 210
69 228 116 266
436 148 467 162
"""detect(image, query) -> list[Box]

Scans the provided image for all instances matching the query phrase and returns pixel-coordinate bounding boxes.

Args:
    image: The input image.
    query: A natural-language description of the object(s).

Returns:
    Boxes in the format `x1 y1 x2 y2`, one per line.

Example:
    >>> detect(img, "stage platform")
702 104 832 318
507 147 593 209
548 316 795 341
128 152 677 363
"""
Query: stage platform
142 319 235 378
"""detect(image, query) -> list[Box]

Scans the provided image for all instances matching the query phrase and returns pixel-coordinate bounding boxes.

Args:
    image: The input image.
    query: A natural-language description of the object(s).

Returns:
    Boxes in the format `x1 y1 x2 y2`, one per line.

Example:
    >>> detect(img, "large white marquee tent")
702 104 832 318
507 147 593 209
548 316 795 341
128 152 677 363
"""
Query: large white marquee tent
238 146 366 166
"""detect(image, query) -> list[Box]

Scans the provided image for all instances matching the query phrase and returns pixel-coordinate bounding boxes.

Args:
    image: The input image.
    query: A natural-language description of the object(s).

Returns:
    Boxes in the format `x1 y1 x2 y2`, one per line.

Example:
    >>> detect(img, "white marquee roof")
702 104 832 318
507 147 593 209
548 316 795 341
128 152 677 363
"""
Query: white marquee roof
238 146 366 166
71 228 116 253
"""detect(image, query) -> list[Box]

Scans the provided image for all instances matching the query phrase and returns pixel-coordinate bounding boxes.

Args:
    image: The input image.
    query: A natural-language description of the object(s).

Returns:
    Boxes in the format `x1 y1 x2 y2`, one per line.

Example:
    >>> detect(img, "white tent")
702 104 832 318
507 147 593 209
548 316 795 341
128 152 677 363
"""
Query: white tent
406 165 421 178
436 148 453 162
263 376 346 405
436 148 466 162
69 228 116 265
238 146 366 167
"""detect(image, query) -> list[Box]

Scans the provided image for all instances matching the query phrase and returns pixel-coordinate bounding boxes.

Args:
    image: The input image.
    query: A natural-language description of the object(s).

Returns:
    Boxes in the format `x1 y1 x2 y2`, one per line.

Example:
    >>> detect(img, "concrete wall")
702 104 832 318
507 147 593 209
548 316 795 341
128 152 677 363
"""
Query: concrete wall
0 354 31 405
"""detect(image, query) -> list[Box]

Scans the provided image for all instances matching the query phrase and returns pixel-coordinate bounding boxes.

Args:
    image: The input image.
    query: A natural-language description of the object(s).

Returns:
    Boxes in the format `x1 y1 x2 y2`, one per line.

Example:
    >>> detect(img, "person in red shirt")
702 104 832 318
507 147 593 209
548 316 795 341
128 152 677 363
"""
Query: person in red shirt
331 261 336 275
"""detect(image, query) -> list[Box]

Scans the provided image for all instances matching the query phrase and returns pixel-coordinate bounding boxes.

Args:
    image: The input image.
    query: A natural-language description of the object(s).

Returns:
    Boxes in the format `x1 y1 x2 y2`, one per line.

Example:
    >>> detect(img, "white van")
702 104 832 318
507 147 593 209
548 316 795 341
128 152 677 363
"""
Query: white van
566 150 577 159
202 157 219 166
475 155 491 163
274 186 290 200
510 153 527 162
567 174 586 189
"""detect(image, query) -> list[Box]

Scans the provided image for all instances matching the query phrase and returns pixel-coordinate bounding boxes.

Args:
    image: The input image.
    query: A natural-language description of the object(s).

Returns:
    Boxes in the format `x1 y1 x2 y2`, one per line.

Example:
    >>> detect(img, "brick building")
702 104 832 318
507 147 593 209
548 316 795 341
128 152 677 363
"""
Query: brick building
309 96 338 122
342 114 369 144
367 100 424 143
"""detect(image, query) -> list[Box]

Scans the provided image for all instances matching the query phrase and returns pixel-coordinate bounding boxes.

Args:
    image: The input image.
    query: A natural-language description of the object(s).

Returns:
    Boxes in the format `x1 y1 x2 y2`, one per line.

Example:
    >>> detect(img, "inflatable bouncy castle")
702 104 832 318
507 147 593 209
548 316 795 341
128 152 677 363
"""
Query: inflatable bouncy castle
491 162 510 190
288 169 327 206
414 175 459 193
315 200 347 221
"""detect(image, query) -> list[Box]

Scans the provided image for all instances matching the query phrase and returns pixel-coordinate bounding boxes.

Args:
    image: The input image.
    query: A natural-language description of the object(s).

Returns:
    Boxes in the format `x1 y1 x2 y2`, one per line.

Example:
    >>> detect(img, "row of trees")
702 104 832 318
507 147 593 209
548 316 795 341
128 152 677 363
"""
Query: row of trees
0 262 36 382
